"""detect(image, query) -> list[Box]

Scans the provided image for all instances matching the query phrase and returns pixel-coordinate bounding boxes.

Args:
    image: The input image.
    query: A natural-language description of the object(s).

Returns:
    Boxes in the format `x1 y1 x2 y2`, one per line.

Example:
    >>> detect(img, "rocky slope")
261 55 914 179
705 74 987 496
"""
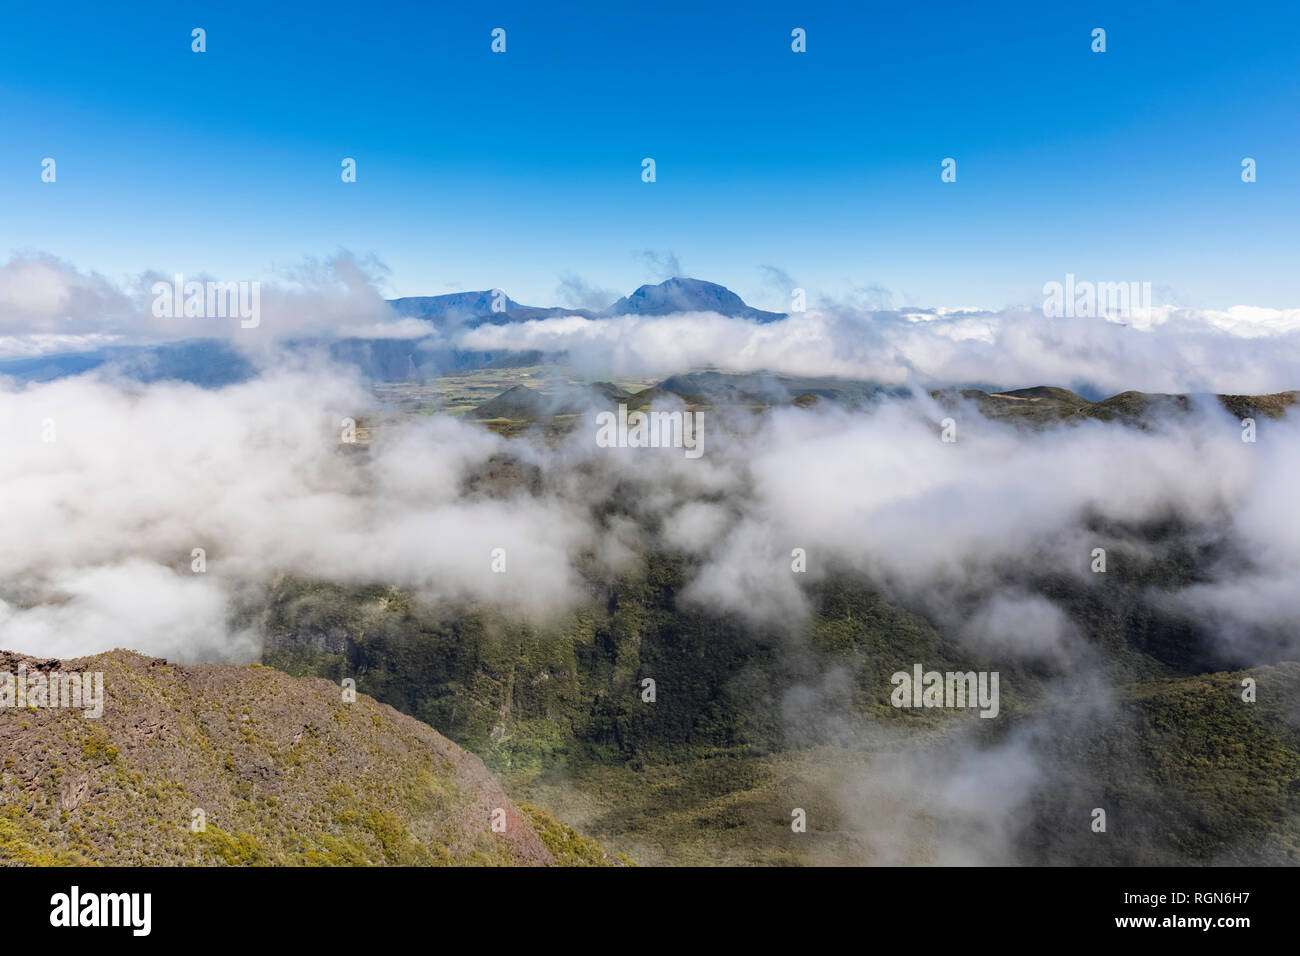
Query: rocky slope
0 649 617 866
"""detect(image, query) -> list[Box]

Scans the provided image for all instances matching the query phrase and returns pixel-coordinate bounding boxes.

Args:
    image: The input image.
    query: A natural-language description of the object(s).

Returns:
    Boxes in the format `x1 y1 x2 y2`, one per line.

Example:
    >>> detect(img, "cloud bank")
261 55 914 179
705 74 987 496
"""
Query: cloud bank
1 363 1293 672
461 305 1300 396
5 249 1300 397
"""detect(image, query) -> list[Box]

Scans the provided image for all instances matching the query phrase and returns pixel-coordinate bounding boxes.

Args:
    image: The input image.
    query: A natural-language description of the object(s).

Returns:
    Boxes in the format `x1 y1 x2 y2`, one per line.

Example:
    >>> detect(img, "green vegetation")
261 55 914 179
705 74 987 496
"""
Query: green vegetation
517 802 627 866
262 539 1300 865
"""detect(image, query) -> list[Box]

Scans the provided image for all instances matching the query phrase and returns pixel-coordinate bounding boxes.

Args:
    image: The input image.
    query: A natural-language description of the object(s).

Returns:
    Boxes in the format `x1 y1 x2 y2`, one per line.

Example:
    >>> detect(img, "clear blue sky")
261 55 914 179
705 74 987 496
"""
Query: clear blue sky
0 0 1297 311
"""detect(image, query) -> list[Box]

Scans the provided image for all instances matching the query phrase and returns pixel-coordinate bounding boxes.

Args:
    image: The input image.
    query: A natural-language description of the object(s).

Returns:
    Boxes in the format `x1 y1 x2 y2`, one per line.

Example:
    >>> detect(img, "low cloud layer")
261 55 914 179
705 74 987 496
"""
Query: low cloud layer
0 363 1293 672
0 251 403 358
461 305 1300 396
0 371 590 660
5 249 1300 397
0 349 1295 869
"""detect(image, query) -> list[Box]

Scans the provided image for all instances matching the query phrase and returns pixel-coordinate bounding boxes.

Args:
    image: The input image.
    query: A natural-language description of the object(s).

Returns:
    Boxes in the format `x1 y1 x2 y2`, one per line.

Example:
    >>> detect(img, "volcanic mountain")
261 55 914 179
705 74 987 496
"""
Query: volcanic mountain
601 277 786 321
386 276 784 324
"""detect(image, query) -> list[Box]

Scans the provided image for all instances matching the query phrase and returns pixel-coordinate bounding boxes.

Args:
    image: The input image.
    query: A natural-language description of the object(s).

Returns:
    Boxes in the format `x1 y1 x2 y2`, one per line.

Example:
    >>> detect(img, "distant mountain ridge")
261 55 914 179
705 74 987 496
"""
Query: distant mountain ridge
388 291 598 324
388 276 786 325
0 278 784 386
463 373 1300 434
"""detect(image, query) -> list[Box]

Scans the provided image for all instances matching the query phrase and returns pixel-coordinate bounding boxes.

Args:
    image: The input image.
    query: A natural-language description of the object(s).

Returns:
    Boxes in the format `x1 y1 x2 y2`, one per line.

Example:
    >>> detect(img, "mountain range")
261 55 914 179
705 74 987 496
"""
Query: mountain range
0 278 784 386
388 277 786 325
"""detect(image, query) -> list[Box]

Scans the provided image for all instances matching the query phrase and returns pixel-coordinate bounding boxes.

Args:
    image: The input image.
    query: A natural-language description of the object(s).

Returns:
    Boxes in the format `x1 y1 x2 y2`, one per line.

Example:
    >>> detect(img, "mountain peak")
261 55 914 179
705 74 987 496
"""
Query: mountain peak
388 290 527 320
603 277 786 321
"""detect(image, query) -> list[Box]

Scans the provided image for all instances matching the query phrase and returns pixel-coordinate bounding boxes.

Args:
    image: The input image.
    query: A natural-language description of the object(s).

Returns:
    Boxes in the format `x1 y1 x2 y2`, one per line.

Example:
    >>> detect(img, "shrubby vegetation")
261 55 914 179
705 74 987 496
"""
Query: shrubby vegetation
263 545 1300 865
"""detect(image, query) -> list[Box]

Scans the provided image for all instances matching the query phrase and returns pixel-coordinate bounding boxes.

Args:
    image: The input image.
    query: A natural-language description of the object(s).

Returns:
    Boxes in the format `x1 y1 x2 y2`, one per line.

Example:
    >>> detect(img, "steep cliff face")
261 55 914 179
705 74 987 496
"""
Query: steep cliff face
0 649 616 866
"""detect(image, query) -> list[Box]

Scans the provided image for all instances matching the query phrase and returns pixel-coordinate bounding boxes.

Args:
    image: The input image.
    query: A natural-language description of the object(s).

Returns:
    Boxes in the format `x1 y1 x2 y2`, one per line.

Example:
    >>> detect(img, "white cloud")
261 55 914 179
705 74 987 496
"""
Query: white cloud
460 305 1300 395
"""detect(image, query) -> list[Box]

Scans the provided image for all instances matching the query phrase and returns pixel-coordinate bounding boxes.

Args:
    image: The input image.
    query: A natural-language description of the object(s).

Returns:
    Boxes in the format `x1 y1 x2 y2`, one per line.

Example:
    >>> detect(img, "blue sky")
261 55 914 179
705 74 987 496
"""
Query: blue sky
0 0 1297 311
